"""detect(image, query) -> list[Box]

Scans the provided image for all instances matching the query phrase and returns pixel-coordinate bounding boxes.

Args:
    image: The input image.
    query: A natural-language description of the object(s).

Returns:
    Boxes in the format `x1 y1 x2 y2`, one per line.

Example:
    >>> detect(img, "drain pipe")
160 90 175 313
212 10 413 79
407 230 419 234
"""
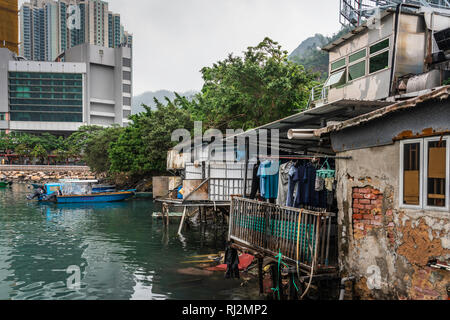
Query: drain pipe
339 276 355 300
389 3 402 97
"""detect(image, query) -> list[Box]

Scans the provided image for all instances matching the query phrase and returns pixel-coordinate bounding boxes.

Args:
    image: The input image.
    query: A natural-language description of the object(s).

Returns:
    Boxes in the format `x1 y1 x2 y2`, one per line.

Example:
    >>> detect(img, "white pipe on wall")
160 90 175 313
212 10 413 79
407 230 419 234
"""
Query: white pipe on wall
287 129 317 140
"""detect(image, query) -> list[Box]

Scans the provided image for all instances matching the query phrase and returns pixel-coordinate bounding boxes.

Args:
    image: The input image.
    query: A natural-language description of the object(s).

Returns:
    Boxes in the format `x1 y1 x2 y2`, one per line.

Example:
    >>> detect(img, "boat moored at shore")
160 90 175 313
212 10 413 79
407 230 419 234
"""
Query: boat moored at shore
27 181 135 203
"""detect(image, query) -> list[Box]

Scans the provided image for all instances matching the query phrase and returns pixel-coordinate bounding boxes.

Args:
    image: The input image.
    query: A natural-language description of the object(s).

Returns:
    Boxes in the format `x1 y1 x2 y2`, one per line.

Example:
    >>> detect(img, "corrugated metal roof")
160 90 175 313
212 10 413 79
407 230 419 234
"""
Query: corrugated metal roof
223 99 391 154
315 85 450 136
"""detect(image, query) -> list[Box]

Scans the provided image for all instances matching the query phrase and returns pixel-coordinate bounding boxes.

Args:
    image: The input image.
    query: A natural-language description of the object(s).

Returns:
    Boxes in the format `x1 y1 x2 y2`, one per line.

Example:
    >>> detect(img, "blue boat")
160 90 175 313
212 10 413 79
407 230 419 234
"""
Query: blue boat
50 191 135 203
92 185 116 193
27 181 135 203
58 179 116 193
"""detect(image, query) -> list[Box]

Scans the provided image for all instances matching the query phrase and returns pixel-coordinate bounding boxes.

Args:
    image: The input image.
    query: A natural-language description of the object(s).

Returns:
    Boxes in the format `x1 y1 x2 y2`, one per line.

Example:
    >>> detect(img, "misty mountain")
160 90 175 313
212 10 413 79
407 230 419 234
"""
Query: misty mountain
132 89 198 114
288 27 352 81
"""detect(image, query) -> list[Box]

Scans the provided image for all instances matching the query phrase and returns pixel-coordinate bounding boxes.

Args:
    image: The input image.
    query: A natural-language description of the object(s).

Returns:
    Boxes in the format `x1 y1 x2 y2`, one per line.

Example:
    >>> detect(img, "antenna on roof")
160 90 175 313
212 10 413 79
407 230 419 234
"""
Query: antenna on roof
339 0 450 27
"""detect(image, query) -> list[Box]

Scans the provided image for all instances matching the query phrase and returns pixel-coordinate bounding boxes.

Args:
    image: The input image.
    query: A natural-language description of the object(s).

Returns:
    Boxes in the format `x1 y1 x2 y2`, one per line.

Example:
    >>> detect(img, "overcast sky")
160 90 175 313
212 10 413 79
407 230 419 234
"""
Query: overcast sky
19 0 341 95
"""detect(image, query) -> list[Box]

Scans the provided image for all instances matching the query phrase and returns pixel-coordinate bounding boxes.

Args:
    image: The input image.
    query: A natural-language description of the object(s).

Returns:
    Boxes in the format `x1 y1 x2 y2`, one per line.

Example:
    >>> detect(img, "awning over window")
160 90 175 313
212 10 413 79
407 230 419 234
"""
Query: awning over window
324 69 346 87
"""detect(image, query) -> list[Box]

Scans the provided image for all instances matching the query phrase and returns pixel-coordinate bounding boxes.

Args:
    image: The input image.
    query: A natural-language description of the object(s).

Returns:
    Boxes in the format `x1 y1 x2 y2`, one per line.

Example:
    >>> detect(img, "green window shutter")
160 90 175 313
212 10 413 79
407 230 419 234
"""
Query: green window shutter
331 58 346 71
348 60 366 81
370 38 389 55
369 51 389 74
349 49 366 63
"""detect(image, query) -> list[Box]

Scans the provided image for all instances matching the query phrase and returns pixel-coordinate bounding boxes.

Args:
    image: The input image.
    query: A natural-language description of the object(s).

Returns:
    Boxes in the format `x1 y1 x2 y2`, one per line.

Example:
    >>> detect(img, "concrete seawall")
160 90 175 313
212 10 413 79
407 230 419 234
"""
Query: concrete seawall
0 165 100 183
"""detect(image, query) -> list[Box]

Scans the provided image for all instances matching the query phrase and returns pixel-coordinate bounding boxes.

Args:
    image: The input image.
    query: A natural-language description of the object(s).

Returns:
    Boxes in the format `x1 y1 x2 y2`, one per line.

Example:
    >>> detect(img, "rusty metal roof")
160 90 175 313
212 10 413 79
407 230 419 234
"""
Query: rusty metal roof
315 85 450 137
221 99 390 155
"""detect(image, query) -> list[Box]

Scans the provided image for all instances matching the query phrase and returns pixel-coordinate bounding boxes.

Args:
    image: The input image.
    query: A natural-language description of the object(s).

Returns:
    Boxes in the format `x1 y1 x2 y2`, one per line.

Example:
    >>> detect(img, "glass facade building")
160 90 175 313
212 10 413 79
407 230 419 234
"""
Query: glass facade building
8 72 83 122
20 1 131 62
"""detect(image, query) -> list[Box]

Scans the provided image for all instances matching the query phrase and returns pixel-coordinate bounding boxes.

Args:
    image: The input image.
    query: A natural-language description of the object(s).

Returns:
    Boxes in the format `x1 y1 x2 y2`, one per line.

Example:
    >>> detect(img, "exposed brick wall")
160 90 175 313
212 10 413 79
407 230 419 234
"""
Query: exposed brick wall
352 186 394 240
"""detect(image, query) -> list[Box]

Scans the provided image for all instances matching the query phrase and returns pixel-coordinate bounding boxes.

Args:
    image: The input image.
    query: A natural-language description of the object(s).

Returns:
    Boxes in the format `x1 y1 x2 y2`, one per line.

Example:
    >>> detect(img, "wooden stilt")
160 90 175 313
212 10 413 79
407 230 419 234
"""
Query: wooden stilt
162 203 167 226
178 206 187 236
258 257 264 295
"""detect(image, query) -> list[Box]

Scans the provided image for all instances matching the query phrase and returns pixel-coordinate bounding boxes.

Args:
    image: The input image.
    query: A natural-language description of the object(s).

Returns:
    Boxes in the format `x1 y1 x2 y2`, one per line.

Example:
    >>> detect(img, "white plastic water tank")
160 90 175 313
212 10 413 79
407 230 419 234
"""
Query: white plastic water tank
406 69 441 93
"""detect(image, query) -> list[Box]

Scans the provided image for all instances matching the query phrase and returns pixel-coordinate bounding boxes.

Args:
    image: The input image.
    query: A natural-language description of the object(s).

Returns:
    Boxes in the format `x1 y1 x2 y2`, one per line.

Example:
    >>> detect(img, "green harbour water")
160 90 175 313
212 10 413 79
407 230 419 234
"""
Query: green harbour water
0 184 258 300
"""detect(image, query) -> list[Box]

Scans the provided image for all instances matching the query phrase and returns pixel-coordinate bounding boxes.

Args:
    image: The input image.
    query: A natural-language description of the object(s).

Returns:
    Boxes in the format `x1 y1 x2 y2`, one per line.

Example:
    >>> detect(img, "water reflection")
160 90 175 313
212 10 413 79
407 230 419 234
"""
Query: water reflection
0 184 258 300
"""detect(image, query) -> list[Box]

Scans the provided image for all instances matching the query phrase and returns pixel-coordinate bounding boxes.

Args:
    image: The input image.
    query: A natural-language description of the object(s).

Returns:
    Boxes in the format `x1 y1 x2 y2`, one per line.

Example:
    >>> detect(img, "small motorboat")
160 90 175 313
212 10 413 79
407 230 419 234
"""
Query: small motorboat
58 179 116 193
92 184 116 193
0 181 12 188
27 181 135 203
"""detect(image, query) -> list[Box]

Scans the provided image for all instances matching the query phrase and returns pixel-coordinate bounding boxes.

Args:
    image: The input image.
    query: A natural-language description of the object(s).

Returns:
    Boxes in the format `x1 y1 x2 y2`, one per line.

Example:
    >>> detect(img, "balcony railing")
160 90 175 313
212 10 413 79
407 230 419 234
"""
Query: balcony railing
228 197 337 273
308 84 329 108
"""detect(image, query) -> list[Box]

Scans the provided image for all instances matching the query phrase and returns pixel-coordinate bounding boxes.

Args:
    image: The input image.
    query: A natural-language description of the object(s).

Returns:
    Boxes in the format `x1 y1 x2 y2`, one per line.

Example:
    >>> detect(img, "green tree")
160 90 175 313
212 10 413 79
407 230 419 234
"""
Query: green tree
84 125 124 173
179 37 317 131
15 143 30 164
288 27 352 81
65 125 105 157
109 102 193 175
30 144 48 164
54 148 69 164
0 133 15 152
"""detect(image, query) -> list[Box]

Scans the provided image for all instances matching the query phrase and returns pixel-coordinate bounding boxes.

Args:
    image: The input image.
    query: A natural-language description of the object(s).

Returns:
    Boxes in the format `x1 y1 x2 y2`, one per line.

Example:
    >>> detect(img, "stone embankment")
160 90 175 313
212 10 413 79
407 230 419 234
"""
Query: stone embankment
0 165 100 183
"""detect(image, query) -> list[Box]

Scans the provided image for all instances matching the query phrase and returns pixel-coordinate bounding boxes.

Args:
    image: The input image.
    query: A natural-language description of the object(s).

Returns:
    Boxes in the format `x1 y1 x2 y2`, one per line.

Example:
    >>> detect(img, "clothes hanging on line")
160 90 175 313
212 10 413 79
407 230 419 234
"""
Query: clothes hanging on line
285 162 329 209
257 160 279 200
277 161 293 206
325 177 335 192
286 162 302 207
315 175 324 191
249 158 335 209
249 161 260 200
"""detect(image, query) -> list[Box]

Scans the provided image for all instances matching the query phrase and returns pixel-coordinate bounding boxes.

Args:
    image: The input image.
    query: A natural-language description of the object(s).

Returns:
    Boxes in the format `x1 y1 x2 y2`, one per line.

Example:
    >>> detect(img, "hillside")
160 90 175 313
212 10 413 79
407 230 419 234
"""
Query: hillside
288 27 352 81
132 89 197 114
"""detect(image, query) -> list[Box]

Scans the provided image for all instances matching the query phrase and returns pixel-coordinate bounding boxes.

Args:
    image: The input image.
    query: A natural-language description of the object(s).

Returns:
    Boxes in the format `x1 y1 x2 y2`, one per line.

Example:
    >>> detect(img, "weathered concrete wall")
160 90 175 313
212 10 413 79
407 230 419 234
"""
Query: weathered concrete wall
336 142 450 300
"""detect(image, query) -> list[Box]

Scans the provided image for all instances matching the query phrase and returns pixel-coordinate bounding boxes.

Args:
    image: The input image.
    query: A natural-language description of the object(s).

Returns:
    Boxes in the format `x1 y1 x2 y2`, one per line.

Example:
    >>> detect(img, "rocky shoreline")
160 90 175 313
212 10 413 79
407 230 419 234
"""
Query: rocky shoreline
0 166 101 184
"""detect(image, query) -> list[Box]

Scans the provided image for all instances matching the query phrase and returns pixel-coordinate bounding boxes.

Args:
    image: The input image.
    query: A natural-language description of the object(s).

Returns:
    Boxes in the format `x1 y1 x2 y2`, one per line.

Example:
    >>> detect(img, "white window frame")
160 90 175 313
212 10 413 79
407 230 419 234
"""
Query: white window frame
399 138 423 210
399 136 450 211
423 136 450 211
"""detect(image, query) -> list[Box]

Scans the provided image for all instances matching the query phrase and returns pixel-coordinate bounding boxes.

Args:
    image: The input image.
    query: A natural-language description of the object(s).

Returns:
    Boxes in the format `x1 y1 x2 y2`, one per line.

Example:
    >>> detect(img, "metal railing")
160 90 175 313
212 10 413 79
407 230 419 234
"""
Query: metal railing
308 84 329 108
209 178 251 201
229 197 336 273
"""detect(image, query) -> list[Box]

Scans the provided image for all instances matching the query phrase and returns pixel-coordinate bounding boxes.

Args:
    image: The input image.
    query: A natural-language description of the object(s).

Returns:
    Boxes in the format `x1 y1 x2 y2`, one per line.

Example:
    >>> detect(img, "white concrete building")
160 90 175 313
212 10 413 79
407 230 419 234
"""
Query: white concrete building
63 43 132 127
0 42 132 134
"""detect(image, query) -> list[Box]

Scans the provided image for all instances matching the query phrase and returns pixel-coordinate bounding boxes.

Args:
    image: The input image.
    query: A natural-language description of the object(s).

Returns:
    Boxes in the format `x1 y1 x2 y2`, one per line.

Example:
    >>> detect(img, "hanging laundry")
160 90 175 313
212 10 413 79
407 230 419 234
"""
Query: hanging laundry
277 161 293 206
297 164 316 207
287 164 303 207
224 243 240 279
325 177 335 192
315 175 324 191
257 160 279 200
327 189 335 207
249 161 260 199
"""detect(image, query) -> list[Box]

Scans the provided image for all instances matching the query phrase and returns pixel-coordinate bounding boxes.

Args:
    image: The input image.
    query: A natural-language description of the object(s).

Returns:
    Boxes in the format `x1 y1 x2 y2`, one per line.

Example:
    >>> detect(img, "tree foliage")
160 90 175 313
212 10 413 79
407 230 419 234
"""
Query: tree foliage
1 37 320 177
30 144 47 163
83 125 124 173
179 37 317 131
289 27 352 81
109 102 193 175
